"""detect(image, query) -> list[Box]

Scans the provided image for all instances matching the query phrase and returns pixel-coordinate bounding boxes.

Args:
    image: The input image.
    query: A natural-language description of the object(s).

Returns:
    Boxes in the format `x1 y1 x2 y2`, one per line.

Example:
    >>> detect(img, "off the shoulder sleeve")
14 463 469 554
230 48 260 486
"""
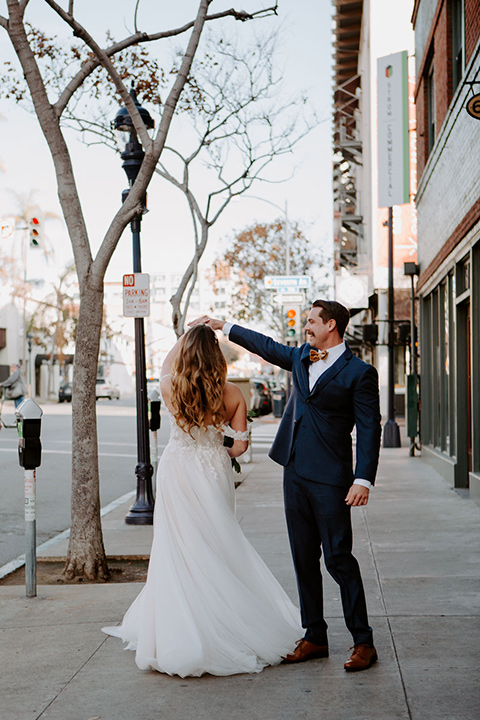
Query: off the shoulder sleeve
223 425 249 441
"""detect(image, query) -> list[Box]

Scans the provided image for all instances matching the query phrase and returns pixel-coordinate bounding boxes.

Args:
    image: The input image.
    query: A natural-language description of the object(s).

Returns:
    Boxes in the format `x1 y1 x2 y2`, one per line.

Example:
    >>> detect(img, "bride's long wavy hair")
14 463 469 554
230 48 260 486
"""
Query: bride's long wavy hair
171 324 227 434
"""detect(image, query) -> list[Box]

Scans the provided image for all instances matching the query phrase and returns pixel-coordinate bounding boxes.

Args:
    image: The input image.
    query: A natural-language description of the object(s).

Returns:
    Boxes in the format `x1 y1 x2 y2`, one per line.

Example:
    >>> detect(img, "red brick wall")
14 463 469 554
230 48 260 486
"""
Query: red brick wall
414 0 480 180
435 1 452 130
465 0 480 65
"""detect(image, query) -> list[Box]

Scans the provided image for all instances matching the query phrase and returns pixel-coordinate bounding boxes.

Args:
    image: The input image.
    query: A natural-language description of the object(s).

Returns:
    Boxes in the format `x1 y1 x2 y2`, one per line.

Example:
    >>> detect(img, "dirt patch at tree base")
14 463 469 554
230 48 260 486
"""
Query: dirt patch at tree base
0 556 149 585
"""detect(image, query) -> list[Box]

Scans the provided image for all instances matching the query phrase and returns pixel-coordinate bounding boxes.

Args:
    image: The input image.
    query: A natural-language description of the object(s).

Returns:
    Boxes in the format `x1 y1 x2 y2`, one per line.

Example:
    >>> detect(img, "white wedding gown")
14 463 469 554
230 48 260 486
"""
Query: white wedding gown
102 410 301 677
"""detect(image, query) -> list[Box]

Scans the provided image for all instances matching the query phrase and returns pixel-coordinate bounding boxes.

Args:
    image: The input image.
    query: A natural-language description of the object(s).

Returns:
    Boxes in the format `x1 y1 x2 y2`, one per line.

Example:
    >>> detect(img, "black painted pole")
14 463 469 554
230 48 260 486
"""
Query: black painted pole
383 206 401 448
124 215 154 524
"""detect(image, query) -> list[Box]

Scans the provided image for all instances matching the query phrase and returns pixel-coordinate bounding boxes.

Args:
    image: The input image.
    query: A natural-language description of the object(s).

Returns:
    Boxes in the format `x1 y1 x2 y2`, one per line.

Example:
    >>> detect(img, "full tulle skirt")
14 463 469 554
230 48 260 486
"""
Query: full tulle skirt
102 423 301 677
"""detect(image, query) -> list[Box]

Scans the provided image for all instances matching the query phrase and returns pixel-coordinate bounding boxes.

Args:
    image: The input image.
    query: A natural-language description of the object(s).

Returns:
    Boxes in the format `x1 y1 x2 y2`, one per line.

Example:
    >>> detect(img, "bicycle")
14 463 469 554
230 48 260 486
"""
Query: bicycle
0 388 18 429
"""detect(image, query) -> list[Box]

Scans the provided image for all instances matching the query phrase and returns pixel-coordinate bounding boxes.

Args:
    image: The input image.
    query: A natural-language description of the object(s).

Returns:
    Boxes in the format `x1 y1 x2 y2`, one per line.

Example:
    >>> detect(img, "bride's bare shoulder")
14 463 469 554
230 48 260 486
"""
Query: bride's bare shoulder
224 381 247 410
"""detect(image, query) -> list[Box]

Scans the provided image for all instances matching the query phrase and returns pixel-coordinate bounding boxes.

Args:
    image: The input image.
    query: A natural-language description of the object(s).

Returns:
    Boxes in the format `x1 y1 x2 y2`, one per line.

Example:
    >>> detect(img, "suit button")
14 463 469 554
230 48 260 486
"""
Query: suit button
305 398 310 404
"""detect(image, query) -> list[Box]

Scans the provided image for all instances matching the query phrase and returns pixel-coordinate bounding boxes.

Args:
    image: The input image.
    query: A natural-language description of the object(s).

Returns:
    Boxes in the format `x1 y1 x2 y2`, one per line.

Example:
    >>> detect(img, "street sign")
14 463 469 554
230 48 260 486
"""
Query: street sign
272 292 305 305
264 275 311 289
123 273 150 317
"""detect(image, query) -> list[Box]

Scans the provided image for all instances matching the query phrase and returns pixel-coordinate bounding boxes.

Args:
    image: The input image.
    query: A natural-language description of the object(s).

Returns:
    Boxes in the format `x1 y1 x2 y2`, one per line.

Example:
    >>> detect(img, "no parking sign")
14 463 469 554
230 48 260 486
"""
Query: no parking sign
123 273 150 317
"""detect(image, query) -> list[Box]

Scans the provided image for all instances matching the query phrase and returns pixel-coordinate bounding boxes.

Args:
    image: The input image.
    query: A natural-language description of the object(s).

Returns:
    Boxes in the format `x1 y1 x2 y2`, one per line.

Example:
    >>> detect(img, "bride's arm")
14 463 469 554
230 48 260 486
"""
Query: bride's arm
161 336 184 378
224 384 248 458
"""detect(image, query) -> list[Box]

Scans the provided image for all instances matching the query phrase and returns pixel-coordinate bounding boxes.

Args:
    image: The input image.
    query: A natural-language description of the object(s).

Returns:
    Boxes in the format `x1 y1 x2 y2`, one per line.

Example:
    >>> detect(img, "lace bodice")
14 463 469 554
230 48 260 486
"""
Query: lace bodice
165 407 249 452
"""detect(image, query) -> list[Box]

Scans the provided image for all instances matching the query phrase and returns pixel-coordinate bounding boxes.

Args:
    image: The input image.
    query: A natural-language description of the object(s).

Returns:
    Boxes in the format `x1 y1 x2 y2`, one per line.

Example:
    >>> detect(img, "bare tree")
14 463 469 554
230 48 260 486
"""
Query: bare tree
0 0 279 580
4 27 315 337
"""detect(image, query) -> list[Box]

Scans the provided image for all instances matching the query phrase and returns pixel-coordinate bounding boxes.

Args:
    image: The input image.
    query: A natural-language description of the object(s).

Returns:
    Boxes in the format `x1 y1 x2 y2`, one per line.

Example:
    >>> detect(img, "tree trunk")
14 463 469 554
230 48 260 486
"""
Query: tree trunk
64 275 107 580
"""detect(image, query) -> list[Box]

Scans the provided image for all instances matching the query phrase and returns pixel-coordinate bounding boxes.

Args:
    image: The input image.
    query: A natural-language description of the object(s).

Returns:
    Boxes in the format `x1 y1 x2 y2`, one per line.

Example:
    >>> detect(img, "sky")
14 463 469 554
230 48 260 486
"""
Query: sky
0 1 334 289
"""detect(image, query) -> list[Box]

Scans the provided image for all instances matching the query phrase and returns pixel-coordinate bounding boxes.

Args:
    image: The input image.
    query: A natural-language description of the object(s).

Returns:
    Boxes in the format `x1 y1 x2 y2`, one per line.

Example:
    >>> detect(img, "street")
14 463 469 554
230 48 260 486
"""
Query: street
0 398 277 570
0 397 171 569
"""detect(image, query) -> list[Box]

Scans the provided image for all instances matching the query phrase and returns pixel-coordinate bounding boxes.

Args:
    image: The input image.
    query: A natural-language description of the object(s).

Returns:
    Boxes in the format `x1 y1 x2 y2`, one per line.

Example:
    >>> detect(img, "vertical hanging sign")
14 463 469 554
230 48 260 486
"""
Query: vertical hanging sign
377 50 410 208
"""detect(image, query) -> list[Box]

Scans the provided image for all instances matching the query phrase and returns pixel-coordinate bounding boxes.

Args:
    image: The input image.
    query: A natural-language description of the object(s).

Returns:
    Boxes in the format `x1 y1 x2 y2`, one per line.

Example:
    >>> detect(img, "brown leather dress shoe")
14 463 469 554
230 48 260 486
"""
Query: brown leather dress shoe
281 638 329 664
344 643 378 671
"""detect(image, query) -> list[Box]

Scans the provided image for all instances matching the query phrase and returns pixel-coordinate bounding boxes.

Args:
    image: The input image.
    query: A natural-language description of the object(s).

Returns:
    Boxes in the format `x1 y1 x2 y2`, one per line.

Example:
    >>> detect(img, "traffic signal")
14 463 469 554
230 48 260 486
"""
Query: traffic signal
284 305 302 344
29 215 41 247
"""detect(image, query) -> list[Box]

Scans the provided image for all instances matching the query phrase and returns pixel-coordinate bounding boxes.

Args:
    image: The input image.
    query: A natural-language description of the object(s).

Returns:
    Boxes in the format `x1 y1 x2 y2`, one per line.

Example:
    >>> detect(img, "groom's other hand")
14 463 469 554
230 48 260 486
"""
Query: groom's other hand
345 485 369 507
188 316 225 331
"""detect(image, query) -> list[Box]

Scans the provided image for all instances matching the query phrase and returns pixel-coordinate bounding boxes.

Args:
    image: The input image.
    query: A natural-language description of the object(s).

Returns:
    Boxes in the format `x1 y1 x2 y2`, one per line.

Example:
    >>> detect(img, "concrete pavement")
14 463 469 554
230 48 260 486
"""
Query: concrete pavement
1 421 479 720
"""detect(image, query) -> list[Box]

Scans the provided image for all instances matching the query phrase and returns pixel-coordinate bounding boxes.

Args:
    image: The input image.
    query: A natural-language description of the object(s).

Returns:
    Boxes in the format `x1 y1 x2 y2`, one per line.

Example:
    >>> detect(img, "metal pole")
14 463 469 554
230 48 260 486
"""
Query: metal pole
125 215 154 524
409 273 418 457
24 469 36 597
411 274 417 377
383 206 401 447
284 200 290 275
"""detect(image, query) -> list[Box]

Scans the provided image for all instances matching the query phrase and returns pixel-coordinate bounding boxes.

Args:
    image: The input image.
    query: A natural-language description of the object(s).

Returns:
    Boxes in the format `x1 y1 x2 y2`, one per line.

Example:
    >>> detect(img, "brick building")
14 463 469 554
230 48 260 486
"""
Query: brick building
413 0 480 498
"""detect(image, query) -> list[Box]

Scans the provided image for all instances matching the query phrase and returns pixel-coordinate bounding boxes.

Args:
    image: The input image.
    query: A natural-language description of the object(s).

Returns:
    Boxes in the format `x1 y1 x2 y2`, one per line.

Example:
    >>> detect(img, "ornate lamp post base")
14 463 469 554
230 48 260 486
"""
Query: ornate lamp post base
125 462 155 524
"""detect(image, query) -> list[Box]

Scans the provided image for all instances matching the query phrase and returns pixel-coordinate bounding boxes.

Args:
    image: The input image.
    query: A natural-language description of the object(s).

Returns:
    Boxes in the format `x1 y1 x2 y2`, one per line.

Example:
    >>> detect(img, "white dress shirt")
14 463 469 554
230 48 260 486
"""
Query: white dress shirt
221 323 371 490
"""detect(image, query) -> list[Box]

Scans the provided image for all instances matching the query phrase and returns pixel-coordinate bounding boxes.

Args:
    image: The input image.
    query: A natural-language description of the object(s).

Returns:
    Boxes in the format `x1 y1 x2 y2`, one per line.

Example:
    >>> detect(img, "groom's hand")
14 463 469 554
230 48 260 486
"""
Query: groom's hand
345 485 369 507
188 316 225 331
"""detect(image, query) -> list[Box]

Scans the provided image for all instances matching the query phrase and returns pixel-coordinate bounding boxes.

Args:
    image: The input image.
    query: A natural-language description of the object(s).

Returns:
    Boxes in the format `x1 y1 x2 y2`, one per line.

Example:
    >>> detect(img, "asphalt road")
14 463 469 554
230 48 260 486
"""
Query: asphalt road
0 397 171 569
0 397 278 570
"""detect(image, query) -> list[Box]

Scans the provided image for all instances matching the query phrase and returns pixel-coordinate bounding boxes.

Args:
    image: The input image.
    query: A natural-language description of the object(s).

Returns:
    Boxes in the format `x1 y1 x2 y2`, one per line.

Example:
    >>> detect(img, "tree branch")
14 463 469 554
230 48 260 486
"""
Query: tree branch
44 0 152 148
53 5 279 116
93 0 212 277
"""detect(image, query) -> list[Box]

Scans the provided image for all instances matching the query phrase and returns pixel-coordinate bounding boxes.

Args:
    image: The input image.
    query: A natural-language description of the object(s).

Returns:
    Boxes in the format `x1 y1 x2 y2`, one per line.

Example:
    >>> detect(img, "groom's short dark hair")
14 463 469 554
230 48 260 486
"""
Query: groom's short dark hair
312 299 350 338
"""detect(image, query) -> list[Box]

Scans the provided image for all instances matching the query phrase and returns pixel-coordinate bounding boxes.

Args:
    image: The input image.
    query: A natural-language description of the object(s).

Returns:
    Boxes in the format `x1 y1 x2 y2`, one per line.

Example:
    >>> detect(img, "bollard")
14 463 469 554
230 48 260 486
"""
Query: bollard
16 399 43 598
148 389 161 492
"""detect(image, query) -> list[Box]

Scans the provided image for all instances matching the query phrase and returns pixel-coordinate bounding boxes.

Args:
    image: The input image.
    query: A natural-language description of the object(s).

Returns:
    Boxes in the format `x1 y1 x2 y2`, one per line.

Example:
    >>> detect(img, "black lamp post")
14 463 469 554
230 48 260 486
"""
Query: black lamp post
114 86 155 525
383 207 402 448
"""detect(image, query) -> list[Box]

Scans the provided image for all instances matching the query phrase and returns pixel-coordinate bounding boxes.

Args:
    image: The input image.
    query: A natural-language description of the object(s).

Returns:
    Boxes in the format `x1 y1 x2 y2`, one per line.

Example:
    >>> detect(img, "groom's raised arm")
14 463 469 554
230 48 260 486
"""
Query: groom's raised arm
189 317 295 371
229 324 295 371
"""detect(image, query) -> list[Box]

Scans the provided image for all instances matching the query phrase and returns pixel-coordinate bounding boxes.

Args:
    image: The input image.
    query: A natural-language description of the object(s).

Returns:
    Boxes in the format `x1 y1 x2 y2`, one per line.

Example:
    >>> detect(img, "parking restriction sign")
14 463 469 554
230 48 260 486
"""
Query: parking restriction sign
123 273 150 317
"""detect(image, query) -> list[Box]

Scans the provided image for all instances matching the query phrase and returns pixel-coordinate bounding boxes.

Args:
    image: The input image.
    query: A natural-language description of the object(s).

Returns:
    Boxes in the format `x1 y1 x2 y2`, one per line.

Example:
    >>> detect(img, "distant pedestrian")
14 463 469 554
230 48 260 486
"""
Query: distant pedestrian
1 363 27 408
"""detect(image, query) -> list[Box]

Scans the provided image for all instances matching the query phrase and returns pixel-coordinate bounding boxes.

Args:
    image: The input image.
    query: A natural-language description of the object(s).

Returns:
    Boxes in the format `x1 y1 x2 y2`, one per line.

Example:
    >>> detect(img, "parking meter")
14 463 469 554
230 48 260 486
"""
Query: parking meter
17 398 42 469
16 398 43 598
148 388 161 432
148 389 161 487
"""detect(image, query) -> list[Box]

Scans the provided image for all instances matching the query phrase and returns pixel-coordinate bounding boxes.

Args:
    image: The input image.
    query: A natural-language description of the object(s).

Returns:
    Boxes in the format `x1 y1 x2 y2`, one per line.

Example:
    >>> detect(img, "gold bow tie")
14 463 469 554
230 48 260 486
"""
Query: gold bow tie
310 349 328 362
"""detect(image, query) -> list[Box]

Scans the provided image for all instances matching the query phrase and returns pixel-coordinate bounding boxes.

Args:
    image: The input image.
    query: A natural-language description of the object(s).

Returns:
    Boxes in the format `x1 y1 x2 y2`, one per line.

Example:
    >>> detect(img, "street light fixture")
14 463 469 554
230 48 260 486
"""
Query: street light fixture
114 86 155 525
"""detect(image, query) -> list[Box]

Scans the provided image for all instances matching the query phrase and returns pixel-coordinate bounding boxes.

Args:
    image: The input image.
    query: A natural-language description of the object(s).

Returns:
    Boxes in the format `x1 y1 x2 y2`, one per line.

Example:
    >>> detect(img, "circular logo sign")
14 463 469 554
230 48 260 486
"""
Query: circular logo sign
466 94 480 120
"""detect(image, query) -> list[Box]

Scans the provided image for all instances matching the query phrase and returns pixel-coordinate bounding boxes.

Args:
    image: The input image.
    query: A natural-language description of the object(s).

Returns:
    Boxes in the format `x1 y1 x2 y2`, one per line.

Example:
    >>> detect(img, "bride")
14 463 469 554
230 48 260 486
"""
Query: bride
103 324 301 677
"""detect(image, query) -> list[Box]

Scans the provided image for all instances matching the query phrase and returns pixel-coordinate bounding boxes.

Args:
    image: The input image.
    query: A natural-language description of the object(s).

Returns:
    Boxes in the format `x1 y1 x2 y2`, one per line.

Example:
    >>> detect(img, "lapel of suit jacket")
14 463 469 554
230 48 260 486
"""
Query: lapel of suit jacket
298 343 312 397
309 343 353 396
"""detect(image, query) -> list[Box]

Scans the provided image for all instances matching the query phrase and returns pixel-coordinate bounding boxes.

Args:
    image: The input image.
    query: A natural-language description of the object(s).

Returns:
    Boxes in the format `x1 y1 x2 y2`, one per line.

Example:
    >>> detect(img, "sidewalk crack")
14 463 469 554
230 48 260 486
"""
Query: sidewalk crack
361 508 413 720
34 636 109 720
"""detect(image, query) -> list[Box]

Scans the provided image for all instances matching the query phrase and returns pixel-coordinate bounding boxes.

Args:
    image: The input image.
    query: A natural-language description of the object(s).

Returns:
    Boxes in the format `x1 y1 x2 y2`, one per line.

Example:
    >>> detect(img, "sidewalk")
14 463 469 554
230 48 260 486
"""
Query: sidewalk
1 428 479 720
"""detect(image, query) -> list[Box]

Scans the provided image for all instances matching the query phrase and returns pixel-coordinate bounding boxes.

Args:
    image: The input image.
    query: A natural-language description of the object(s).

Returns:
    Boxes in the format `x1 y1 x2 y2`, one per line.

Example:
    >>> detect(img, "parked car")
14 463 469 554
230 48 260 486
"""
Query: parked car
58 381 72 403
95 378 120 400
250 378 272 416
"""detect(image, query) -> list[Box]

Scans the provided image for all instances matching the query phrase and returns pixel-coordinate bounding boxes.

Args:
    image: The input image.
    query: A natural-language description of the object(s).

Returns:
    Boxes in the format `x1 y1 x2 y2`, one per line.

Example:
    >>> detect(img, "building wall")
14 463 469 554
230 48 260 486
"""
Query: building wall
415 7 480 279
465 0 480 63
414 0 480 499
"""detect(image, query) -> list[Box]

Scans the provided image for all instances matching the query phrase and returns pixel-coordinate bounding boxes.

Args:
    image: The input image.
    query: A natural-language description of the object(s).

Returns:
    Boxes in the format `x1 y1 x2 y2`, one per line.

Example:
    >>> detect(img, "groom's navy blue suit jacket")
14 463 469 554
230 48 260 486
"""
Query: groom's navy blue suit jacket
230 325 382 488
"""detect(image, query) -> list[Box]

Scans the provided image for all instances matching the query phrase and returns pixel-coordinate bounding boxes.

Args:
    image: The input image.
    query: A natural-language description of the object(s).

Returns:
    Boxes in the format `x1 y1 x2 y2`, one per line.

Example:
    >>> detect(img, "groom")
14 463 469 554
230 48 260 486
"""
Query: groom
193 300 381 671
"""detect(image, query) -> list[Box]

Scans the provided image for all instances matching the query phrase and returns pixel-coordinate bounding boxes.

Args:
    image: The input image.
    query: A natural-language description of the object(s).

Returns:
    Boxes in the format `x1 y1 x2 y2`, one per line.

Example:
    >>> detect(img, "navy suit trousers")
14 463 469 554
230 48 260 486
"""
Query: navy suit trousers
283 458 373 647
